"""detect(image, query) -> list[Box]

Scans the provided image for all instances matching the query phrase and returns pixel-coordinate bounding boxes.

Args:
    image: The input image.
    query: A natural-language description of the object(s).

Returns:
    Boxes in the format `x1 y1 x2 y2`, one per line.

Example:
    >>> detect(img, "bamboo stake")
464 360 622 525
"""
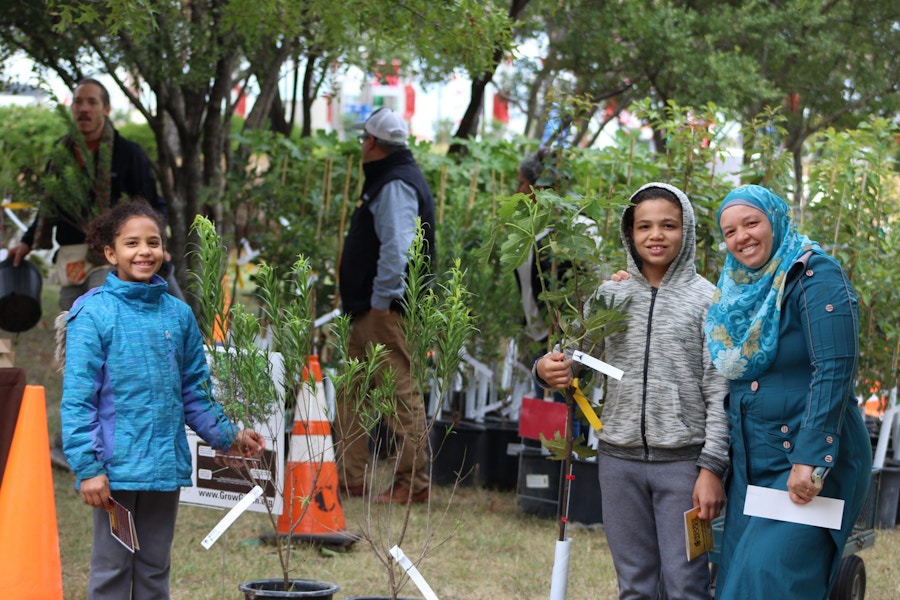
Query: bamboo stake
853 171 868 266
341 154 353 219
356 154 364 197
493 171 504 218
490 170 497 218
468 164 479 211
333 155 356 310
831 182 846 257
302 158 313 218
316 156 333 241
439 164 447 225
626 137 635 188
893 339 900 392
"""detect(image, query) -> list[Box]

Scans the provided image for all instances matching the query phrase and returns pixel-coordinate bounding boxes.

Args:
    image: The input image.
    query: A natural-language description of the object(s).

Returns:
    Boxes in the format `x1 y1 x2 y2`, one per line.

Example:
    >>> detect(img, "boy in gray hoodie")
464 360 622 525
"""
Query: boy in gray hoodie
536 182 729 599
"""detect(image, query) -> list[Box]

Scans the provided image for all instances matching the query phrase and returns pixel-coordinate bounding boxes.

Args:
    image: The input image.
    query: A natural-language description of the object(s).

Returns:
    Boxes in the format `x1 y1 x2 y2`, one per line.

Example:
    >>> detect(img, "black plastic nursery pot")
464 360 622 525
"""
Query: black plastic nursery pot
0 257 42 333
516 445 603 525
430 419 487 487
479 419 521 491
430 418 520 490
516 444 563 519
238 579 339 599
876 458 900 529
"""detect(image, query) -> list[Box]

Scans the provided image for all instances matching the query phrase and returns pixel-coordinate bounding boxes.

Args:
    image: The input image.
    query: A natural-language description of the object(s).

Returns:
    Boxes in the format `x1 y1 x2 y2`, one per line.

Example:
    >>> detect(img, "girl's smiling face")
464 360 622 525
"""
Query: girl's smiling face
719 205 774 270
103 215 164 283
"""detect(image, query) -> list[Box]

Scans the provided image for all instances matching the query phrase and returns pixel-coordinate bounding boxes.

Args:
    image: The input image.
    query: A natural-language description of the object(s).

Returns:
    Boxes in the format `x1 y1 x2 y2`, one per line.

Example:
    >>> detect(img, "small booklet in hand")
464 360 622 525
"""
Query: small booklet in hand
684 506 713 561
108 497 140 553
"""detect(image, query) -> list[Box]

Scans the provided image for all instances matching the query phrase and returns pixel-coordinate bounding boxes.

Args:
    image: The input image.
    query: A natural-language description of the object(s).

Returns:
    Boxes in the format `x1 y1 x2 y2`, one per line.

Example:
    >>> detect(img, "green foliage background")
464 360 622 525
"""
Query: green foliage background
3 101 899 396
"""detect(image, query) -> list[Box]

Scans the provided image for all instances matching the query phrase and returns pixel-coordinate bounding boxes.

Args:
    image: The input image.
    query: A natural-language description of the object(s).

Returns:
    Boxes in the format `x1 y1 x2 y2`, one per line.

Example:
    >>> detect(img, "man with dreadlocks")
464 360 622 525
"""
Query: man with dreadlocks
9 77 174 470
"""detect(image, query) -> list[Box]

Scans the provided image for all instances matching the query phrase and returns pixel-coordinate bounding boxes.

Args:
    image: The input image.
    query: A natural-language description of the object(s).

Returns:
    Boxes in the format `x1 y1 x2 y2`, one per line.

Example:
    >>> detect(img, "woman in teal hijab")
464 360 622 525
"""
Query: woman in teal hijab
705 185 872 599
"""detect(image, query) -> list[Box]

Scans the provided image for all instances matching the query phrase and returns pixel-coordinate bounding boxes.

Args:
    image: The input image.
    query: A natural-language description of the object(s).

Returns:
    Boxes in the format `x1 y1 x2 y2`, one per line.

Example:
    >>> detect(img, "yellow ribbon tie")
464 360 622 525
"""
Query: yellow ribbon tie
572 378 602 430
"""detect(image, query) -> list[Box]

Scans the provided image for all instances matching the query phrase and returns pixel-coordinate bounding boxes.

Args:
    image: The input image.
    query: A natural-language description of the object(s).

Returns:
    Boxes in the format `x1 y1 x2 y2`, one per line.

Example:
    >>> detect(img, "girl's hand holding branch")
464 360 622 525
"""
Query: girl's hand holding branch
231 429 265 457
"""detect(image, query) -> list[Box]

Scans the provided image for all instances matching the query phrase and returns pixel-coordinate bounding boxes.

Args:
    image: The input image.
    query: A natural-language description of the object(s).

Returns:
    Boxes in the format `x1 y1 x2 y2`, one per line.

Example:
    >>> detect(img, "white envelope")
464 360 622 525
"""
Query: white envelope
743 485 844 530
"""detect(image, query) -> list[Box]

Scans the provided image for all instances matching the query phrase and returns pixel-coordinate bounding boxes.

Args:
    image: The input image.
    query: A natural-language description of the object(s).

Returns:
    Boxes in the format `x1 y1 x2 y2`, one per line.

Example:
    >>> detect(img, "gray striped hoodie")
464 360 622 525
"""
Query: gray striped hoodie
582 183 729 477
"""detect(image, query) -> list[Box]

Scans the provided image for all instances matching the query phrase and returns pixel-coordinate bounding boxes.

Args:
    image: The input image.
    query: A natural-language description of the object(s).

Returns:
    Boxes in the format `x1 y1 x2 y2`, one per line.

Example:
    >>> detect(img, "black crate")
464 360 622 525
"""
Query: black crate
516 447 603 525
517 446 562 519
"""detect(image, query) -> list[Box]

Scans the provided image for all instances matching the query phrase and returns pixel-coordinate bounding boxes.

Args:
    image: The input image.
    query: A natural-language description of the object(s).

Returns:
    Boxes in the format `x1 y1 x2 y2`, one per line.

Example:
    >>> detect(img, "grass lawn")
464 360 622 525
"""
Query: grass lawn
5 283 900 599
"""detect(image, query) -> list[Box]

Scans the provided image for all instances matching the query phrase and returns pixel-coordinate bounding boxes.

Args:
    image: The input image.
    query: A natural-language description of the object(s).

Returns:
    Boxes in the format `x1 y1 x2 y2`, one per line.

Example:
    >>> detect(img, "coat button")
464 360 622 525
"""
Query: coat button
750 381 759 391
806 269 814 277
783 441 792 449
826 435 834 444
781 425 789 433
825 455 834 463
825 304 834 312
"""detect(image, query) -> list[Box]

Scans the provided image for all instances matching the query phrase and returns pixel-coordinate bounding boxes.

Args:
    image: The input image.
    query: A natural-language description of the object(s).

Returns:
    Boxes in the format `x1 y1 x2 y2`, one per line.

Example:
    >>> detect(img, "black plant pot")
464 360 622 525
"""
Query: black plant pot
239 579 339 599
0 257 42 333
430 418 520 490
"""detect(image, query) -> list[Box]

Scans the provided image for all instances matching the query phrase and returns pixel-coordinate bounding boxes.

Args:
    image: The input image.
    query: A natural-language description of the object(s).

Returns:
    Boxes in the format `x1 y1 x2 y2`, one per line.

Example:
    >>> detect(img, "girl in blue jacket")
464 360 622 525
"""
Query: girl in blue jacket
60 199 264 599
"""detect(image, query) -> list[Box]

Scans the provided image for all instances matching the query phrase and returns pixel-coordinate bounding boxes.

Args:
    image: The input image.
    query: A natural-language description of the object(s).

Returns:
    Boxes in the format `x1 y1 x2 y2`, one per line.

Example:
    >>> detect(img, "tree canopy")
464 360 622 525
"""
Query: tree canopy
0 0 514 288
3 0 900 312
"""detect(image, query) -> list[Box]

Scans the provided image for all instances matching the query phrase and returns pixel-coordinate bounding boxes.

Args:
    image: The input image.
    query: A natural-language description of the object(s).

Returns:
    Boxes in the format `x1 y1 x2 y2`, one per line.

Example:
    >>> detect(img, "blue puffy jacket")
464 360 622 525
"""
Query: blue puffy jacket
61 272 236 491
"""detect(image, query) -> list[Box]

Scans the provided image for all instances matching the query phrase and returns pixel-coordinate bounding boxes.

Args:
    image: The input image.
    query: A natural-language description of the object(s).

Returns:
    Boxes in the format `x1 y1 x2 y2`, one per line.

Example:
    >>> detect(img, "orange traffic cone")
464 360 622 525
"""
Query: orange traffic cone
270 356 358 547
0 385 63 599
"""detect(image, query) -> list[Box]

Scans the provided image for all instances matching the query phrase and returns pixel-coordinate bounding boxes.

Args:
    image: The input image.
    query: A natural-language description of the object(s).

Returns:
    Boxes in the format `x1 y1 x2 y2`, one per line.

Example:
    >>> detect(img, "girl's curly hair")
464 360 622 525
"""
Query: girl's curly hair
85 197 166 254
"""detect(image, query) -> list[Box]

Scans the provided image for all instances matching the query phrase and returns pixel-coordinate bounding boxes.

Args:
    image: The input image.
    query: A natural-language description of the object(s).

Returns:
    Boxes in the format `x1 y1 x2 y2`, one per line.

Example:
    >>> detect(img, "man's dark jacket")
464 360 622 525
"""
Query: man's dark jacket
339 148 435 317
22 128 166 248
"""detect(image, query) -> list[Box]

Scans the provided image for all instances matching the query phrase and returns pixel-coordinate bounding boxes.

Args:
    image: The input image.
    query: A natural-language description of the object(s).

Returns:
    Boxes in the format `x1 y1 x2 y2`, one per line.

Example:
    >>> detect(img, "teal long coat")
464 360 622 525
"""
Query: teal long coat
716 252 872 599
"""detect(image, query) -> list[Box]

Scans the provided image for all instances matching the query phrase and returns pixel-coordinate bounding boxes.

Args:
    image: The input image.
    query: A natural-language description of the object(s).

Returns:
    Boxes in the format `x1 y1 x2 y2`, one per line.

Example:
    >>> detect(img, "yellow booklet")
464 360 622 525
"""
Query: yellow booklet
684 506 714 561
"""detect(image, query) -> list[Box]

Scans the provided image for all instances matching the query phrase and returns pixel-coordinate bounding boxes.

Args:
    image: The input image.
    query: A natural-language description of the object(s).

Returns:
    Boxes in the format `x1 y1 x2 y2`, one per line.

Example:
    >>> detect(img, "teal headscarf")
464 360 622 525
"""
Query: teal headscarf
704 185 821 380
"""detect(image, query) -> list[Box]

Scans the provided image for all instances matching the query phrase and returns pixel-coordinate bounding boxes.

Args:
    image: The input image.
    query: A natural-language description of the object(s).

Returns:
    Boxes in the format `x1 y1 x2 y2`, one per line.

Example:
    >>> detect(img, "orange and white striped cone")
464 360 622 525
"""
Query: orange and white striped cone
268 355 358 547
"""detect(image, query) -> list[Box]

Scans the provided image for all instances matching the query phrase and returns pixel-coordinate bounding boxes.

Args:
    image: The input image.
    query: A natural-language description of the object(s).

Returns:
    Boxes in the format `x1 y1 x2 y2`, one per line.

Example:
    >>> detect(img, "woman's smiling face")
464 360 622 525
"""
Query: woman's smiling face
719 204 774 270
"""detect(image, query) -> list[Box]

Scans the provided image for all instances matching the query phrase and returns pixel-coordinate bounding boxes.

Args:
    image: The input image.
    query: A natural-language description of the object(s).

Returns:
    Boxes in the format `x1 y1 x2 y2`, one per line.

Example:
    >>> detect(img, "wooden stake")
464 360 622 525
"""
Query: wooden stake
439 165 447 225
333 155 354 309
316 156 333 241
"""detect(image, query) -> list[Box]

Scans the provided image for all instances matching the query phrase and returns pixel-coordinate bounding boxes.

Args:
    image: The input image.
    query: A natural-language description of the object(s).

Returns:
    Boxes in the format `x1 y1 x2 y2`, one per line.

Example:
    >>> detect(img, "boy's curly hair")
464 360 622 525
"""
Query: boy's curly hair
85 198 166 255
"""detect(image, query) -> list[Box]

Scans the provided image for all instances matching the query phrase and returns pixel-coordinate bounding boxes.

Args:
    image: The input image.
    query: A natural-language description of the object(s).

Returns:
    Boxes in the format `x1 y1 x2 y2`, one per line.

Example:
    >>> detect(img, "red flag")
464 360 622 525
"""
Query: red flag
404 85 415 120
493 91 509 124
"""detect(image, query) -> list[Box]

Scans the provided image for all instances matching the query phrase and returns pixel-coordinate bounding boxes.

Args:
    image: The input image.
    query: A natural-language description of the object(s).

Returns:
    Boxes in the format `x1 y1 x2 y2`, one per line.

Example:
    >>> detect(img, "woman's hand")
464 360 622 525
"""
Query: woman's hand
81 474 111 510
787 463 819 504
536 352 574 390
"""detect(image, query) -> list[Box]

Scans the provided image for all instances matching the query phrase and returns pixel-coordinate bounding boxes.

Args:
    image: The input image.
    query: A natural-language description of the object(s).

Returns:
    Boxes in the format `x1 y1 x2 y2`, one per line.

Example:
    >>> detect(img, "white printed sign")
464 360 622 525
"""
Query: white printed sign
179 351 286 515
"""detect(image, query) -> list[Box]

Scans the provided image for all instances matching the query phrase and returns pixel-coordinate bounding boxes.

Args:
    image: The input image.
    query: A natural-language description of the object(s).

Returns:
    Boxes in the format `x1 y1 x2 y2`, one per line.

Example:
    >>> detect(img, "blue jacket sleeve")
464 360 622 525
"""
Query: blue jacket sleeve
60 305 108 482
179 309 237 450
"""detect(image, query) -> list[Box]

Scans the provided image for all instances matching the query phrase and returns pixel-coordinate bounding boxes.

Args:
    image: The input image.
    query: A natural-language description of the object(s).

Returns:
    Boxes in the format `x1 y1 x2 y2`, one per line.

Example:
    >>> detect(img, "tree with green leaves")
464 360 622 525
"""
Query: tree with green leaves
505 0 900 175
0 0 514 297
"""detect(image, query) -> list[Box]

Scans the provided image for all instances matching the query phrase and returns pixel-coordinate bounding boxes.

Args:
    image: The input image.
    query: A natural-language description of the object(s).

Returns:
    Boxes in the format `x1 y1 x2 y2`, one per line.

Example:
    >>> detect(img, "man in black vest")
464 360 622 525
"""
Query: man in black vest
336 107 435 504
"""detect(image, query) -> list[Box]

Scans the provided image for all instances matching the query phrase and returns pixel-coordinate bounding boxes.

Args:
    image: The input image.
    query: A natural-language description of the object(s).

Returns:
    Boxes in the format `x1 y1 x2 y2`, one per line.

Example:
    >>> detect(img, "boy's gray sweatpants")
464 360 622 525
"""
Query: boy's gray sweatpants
88 490 180 600
598 454 713 600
